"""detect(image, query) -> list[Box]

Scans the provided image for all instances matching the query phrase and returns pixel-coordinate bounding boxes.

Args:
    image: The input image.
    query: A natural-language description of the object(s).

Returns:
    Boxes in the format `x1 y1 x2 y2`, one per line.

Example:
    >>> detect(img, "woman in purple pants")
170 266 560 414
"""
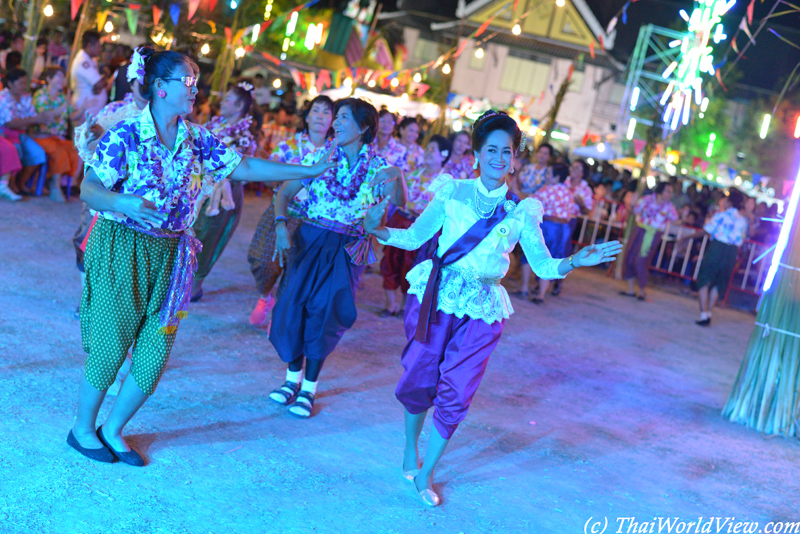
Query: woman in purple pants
364 111 623 507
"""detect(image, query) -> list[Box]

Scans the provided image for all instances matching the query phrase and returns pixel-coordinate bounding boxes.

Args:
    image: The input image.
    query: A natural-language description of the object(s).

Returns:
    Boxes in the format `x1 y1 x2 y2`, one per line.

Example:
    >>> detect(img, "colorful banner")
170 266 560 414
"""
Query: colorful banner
71 0 83 20
126 8 140 35
153 6 162 26
170 3 181 26
97 10 108 32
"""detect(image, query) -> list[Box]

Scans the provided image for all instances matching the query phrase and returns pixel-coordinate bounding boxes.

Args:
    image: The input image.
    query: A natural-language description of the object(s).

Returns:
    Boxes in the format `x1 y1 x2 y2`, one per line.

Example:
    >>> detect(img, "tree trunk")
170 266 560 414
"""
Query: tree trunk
536 67 572 150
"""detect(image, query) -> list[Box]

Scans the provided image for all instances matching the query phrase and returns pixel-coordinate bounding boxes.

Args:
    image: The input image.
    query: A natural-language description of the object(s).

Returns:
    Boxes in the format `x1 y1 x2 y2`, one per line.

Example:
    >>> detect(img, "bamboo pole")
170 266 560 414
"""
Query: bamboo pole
67 0 93 87
723 193 800 438
20 0 45 76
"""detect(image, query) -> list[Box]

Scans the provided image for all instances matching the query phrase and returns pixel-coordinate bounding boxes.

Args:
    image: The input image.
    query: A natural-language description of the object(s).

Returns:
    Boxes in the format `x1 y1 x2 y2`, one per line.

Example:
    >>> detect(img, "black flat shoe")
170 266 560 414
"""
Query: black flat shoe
67 430 115 463
190 289 203 302
97 426 145 467
696 318 711 327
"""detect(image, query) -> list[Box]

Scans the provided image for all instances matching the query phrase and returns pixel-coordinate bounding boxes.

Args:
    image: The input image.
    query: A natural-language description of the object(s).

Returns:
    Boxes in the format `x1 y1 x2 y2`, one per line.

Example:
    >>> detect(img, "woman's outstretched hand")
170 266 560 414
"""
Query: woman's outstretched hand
306 144 337 179
363 197 390 235
574 240 624 267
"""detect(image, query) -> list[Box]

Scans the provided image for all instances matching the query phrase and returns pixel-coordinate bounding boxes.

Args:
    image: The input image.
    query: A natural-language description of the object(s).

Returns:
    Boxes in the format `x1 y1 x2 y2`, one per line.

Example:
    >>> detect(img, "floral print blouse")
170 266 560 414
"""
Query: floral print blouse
0 89 36 130
634 194 679 232
32 88 72 138
703 207 749 246
270 132 326 217
403 142 425 172
442 154 476 181
205 115 256 157
301 142 389 226
88 105 242 232
405 167 445 214
374 136 408 171
533 183 575 220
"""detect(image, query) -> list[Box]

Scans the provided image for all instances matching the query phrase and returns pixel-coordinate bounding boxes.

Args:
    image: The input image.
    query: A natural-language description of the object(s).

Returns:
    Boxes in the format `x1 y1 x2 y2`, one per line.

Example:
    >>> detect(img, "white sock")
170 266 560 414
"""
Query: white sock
301 378 317 396
700 311 710 320
286 369 302 384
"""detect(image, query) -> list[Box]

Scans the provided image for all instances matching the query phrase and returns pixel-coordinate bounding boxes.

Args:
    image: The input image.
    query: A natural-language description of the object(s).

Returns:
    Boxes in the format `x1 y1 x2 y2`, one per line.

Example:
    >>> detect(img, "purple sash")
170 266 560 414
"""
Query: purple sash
303 217 377 266
415 190 518 343
119 221 202 335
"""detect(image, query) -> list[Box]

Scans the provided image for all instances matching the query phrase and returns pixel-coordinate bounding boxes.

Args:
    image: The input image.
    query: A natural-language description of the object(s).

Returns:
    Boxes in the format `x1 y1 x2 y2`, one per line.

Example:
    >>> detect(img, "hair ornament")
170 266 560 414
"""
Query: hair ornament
127 46 148 84
238 81 254 93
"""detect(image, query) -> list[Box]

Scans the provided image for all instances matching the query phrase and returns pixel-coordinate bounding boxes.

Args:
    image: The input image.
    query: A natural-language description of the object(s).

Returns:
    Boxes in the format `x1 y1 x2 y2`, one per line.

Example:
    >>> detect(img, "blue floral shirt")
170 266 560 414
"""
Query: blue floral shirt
88 105 242 232
704 207 749 247
301 143 389 226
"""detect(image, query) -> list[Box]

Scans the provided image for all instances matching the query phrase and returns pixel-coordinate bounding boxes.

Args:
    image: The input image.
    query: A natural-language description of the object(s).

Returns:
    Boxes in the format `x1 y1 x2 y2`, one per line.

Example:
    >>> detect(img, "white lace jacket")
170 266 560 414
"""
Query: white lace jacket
378 175 566 324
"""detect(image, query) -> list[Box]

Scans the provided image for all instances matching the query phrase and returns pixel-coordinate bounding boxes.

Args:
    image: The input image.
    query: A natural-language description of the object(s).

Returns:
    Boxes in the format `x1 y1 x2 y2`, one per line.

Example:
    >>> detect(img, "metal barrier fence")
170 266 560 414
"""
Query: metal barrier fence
571 199 774 302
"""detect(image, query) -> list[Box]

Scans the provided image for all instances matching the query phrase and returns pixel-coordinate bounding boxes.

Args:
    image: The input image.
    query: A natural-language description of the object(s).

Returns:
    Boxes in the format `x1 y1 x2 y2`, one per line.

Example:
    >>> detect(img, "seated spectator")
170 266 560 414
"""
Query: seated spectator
0 68 60 195
32 66 83 201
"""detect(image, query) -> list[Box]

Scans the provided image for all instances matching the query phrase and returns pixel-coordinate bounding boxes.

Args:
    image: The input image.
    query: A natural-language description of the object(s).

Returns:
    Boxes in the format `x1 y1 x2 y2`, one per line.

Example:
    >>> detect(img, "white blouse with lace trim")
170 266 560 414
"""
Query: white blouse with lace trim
378 175 566 324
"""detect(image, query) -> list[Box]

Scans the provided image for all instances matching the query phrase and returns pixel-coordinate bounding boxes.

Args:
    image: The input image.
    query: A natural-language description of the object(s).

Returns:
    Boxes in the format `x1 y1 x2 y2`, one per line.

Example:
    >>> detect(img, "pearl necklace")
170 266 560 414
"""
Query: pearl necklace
473 180 503 219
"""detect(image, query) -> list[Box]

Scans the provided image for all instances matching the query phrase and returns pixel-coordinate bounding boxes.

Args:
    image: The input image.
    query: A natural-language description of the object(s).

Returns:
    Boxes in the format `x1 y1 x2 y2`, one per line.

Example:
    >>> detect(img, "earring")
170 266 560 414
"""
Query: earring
472 159 479 170
158 89 166 98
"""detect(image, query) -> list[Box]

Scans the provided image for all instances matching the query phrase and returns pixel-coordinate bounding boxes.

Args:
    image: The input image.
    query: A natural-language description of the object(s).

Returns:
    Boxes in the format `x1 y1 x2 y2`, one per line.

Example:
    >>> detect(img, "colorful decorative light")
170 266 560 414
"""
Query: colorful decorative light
764 162 800 291
626 118 637 140
43 4 54 17
661 0 735 131
760 114 771 139
794 116 800 139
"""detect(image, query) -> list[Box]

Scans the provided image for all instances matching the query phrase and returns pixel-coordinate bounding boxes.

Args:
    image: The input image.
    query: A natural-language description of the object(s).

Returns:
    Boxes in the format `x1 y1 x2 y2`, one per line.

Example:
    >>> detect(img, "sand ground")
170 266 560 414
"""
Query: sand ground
1 193 798 534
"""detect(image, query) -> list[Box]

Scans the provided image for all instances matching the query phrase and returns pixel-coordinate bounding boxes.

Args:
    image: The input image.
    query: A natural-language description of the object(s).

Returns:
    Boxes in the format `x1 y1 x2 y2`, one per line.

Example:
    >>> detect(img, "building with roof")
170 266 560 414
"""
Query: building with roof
381 0 628 147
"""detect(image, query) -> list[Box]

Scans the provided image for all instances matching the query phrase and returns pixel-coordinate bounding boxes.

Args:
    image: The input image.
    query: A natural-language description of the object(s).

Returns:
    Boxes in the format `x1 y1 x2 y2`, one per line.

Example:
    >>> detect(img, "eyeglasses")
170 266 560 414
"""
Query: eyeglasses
162 76 197 88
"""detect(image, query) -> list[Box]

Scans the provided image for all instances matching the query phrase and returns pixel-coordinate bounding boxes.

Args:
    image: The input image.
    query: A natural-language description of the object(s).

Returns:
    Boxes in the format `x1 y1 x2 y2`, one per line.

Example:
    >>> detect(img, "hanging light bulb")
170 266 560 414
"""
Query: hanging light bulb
556 0 565 6
43 4 54 17
308 85 318 97
230 0 238 8
412 73 421 83
475 47 484 59
104 21 114 33
368 80 376 88
512 23 521 35
273 78 281 89
200 43 210 55
390 78 399 88
442 63 451 75
235 46 245 59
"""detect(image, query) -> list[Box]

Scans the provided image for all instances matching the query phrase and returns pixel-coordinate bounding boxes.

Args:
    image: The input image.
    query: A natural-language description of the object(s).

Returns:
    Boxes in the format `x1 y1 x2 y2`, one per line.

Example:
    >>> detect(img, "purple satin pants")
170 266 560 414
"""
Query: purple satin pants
396 295 505 439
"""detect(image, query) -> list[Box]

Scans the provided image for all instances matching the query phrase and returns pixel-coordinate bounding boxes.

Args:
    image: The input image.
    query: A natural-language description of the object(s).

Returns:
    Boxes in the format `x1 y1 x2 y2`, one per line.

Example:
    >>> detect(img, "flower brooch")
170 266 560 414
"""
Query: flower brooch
503 200 516 213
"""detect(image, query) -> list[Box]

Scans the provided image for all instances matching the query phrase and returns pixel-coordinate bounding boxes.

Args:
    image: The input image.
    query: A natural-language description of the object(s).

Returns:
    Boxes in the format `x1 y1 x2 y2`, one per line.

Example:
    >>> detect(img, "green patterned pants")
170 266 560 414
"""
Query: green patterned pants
81 218 179 396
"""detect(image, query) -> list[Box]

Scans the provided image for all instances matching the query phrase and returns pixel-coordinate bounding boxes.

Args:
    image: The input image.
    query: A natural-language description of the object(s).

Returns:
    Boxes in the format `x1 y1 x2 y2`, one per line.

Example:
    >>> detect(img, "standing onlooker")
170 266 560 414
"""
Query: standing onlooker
442 131 476 181
552 159 594 296
620 183 678 300
252 73 272 107
70 30 108 121
680 191 749 326
512 143 553 198
374 110 408 169
397 117 424 171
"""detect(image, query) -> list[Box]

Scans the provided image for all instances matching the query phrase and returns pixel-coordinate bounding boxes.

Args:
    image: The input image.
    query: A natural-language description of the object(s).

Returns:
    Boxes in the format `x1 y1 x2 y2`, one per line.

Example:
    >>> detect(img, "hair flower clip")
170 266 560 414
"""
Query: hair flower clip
127 47 147 84
238 81 254 93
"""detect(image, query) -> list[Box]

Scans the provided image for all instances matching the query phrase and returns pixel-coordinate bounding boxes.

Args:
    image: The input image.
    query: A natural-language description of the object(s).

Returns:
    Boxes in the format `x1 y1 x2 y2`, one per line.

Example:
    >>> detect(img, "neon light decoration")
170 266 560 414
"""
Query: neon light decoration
763 162 800 291
661 0 735 130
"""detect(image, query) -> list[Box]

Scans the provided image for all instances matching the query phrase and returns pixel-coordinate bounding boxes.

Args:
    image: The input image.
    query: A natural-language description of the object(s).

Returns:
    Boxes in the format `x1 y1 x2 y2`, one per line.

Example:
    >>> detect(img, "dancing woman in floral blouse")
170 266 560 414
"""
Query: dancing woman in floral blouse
190 82 259 301
268 98 406 418
67 48 334 466
364 111 622 507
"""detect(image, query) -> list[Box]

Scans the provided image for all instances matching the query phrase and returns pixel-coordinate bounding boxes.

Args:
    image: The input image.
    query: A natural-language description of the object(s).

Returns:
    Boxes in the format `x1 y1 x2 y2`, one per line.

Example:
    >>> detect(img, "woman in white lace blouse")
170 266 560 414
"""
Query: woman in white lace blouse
364 111 622 507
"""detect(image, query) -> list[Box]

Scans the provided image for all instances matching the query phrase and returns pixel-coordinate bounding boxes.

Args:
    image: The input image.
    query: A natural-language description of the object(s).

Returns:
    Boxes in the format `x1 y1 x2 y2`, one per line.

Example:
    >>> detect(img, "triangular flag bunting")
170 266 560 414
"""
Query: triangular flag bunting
582 131 590 146
188 0 201 20
731 37 739 54
692 156 701 169
607 16 618 34
416 83 430 97
153 6 161 26
633 139 646 155
747 0 754 24
699 160 709 173
334 70 342 88
209 0 218 12
169 3 180 26
71 0 83 20
716 70 727 92
589 41 595 59
289 68 302 87
567 63 574 82
454 39 469 58
316 69 331 92
622 2 629 24
739 17 755 45
783 181 794 196
539 90 545 103
126 8 140 35
598 35 605 51
728 167 738 182
475 15 495 37
97 10 108 31
224 27 232 44
261 52 281 65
